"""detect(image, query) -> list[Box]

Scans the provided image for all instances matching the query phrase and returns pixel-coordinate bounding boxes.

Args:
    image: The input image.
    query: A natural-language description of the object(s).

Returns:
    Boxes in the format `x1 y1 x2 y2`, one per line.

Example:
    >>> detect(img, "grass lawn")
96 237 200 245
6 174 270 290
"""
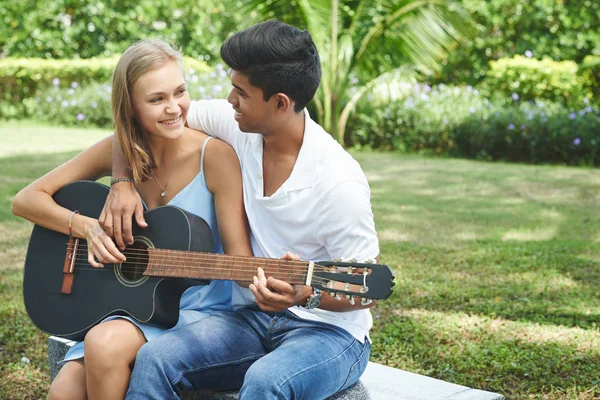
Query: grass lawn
1 121 599 399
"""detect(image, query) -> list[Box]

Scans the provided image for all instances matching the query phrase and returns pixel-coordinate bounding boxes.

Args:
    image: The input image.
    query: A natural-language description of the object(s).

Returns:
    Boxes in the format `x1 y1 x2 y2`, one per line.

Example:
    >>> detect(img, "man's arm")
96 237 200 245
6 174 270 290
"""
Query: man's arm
98 135 147 249
249 180 380 312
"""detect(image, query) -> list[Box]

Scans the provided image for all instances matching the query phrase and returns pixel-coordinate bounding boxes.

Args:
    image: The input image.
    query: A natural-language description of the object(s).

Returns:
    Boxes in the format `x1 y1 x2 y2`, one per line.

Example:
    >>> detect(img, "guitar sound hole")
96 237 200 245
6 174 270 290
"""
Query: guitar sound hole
115 237 152 286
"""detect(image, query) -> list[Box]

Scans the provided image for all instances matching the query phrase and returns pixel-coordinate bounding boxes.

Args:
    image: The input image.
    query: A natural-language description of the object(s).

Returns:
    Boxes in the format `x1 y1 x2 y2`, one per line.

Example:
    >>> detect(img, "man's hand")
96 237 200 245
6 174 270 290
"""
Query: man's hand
98 182 147 249
249 252 312 312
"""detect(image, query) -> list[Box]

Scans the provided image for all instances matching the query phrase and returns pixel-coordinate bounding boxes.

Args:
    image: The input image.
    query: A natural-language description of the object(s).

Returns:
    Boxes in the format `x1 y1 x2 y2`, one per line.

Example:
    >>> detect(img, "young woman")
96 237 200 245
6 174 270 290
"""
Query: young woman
12 39 252 400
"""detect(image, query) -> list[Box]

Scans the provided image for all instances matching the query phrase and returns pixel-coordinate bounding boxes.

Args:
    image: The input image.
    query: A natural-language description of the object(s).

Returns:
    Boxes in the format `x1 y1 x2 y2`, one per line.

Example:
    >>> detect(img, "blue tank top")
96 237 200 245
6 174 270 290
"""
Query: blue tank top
147 137 231 326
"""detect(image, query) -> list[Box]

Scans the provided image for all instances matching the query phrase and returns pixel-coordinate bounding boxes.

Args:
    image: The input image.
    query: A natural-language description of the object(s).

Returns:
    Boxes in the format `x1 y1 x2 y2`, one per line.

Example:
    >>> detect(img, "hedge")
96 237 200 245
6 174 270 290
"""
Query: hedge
0 57 210 118
348 84 599 166
483 56 591 108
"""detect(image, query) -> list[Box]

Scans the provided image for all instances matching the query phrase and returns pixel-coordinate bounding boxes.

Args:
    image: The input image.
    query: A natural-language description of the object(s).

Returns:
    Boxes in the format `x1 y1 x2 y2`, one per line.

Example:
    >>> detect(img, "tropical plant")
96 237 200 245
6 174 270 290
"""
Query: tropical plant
234 0 472 145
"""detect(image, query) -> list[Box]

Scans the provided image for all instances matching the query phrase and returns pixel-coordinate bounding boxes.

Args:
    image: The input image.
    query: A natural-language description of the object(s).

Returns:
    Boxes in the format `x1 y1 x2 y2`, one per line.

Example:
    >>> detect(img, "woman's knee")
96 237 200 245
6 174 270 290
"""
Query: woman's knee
84 320 145 370
47 361 86 400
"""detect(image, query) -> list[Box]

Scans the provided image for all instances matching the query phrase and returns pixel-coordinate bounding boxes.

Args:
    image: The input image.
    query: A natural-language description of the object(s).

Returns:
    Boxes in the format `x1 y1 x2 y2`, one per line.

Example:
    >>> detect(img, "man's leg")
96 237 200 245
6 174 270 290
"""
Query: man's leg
239 313 371 400
126 309 269 400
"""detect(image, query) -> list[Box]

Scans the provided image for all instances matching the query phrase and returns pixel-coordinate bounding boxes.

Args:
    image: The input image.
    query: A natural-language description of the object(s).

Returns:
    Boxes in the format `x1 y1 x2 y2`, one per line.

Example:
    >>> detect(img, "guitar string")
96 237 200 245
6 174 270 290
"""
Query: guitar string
62 249 369 280
65 243 375 270
63 259 367 281
51 267 370 296
64 258 370 281
64 244 372 275
65 251 338 273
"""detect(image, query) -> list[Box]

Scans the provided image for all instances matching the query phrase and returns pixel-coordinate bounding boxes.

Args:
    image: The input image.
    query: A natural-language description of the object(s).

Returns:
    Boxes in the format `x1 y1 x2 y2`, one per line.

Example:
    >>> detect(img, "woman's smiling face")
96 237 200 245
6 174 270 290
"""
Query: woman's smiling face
131 60 190 140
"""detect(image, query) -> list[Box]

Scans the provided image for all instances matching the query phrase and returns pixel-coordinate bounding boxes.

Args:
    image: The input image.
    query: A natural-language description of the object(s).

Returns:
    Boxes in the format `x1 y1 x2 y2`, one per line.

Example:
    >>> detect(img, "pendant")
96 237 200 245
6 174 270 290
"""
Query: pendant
161 191 166 197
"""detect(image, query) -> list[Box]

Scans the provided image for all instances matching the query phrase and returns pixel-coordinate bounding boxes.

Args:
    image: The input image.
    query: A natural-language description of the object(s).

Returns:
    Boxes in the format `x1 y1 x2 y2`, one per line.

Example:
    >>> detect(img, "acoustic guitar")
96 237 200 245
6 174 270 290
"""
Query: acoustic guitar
23 181 395 341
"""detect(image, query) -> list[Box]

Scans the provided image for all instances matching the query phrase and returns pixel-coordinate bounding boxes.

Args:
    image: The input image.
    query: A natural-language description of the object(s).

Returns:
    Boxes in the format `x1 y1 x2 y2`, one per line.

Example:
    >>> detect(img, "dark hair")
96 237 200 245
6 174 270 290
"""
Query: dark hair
220 20 321 112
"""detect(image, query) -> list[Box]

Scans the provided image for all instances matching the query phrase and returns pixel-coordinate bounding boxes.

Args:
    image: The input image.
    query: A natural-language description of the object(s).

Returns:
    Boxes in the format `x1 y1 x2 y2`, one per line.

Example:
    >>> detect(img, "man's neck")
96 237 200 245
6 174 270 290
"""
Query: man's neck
262 110 305 158
260 110 306 197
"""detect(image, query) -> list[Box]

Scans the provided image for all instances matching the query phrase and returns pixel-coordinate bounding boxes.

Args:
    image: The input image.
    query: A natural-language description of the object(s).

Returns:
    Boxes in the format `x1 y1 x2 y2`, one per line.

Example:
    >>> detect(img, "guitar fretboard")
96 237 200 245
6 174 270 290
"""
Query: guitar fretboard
144 249 310 284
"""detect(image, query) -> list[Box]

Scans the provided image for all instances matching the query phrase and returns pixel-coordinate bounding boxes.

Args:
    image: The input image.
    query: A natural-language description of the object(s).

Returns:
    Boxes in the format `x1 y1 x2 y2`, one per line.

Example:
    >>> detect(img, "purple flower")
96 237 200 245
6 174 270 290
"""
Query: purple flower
573 137 581 146
469 107 476 113
71 82 78 89
443 119 449 125
77 113 85 121
508 124 515 130
61 100 68 107
525 50 533 58
52 78 60 86
91 102 98 109
512 93 520 101
521 125 526 131
569 113 576 119
579 110 586 116
583 98 589 105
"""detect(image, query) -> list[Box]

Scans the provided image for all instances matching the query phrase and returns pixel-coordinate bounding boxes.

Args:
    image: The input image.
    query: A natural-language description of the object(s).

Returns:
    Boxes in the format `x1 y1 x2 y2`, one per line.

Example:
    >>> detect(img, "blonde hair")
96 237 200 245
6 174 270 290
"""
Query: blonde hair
111 38 185 183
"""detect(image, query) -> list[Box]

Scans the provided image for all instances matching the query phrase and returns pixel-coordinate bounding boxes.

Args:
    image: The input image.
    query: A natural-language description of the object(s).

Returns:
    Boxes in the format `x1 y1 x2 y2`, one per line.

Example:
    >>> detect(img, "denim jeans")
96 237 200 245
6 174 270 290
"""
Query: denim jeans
126 306 370 400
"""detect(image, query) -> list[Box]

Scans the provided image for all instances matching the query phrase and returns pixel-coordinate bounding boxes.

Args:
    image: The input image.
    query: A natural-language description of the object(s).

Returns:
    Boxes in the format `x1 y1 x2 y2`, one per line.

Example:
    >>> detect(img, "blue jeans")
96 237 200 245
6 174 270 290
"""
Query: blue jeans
126 306 370 400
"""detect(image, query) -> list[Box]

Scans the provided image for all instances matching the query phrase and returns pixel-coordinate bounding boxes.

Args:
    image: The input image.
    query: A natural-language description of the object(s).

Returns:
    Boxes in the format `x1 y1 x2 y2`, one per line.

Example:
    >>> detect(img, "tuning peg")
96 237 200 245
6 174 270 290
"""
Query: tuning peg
361 298 373 306
333 258 342 262
346 295 355 305
329 292 342 301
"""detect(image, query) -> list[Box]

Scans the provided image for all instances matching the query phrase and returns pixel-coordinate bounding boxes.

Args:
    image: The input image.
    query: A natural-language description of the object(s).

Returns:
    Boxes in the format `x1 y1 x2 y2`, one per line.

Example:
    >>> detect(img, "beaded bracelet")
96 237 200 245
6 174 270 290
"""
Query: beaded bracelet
110 177 135 186
68 210 79 238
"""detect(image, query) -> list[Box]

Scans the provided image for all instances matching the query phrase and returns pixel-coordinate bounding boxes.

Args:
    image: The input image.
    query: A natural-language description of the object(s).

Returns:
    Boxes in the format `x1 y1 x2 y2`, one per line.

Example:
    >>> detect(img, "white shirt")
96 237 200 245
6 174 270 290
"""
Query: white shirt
187 100 380 342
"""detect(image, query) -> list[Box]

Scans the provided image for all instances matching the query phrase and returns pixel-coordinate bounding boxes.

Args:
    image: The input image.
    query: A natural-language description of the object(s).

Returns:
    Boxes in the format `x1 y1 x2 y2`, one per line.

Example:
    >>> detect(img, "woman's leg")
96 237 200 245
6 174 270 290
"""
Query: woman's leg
47 360 87 400
83 319 146 400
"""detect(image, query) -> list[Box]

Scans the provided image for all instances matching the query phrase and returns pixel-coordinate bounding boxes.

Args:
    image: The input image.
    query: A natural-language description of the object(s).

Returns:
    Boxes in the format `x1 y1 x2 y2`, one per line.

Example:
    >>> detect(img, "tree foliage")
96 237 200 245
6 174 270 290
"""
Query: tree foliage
0 0 242 60
437 0 600 85
235 0 472 145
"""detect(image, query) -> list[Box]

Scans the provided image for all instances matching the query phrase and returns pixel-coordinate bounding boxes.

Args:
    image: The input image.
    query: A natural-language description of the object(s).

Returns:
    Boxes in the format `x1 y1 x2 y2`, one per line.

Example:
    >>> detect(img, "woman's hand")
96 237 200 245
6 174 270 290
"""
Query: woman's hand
83 219 127 268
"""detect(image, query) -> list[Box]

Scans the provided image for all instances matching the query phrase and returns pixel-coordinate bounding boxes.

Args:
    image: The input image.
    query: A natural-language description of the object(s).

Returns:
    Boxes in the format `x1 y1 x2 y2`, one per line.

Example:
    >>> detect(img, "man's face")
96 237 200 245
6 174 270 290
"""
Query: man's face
227 70 273 133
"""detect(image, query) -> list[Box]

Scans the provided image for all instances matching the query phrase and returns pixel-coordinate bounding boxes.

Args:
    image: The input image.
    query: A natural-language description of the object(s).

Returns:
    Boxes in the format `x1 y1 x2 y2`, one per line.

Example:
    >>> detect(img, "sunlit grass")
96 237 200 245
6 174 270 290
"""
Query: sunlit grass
0 123 598 399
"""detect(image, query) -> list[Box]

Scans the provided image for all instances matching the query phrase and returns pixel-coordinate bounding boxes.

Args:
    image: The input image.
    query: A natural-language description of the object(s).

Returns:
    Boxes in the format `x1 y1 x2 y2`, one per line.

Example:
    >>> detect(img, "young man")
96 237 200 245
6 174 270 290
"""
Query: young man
105 21 380 399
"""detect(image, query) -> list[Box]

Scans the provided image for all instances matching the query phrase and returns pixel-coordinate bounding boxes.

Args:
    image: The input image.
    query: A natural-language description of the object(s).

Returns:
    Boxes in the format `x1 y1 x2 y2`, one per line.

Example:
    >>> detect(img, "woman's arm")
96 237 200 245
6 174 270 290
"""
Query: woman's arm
202 139 253 257
12 136 125 266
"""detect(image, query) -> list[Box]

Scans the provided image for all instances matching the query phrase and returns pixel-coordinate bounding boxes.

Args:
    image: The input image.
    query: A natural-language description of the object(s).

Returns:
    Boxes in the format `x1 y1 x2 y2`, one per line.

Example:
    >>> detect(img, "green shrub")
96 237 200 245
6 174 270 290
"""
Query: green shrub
348 84 600 166
484 56 590 108
0 57 210 119
436 0 600 85
23 64 231 128
580 55 600 106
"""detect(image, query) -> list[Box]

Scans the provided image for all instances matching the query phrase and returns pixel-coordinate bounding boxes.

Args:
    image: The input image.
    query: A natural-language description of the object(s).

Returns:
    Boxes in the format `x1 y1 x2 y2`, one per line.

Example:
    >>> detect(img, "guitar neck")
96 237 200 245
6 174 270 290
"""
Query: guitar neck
144 249 310 284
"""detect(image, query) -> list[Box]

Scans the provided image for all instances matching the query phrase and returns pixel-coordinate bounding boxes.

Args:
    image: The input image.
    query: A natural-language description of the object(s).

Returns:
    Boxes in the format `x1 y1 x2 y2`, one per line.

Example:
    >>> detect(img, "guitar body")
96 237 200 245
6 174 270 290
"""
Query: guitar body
23 181 213 341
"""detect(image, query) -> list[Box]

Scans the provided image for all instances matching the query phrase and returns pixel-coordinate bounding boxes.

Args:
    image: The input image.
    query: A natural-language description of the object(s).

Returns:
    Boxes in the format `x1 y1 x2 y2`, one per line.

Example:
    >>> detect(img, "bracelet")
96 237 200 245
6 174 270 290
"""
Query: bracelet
110 177 135 186
68 210 79 238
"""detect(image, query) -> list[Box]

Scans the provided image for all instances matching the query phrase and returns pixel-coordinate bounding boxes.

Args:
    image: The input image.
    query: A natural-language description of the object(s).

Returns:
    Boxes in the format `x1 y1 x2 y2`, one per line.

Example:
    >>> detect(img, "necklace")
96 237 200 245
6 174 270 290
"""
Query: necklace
151 148 180 197
151 169 171 197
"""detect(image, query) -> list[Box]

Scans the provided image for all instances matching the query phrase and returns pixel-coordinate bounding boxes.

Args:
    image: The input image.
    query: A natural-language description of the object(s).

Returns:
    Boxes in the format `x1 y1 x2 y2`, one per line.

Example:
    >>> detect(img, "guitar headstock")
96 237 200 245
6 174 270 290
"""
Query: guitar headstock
310 260 395 304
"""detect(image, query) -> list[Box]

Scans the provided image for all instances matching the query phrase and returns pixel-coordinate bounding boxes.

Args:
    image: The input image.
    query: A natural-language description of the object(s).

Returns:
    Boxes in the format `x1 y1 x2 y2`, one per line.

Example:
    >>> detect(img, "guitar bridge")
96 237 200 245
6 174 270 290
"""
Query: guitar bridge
61 237 79 294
